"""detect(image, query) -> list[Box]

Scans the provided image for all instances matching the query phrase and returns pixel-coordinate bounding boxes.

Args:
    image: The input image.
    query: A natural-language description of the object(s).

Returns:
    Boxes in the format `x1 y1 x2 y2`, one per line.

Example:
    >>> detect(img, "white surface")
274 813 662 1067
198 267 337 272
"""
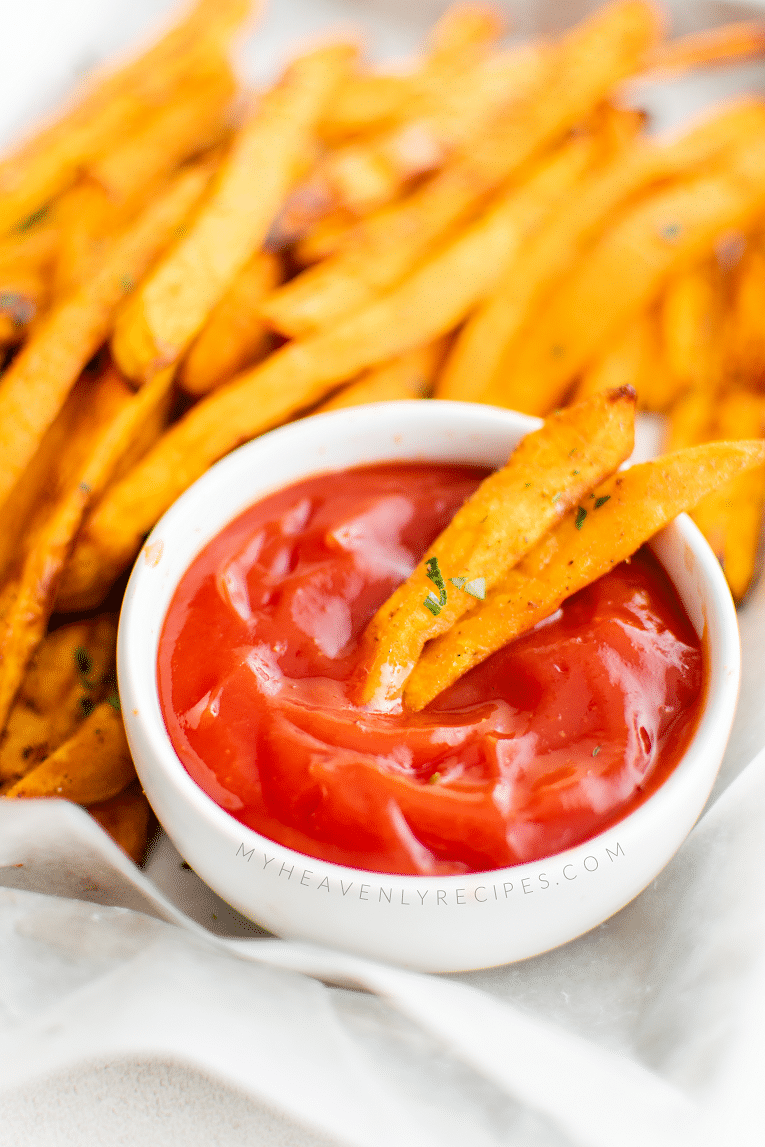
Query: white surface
3 0 765 1143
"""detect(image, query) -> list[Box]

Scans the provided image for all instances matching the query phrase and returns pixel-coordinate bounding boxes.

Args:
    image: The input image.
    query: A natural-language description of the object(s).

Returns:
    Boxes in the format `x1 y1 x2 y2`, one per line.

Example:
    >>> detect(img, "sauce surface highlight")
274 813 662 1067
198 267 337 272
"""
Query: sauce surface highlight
158 462 704 875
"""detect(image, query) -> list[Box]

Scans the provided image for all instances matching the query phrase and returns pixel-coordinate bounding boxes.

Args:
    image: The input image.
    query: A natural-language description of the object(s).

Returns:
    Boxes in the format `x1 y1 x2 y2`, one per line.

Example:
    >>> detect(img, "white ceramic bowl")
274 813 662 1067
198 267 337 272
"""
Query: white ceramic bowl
118 401 740 972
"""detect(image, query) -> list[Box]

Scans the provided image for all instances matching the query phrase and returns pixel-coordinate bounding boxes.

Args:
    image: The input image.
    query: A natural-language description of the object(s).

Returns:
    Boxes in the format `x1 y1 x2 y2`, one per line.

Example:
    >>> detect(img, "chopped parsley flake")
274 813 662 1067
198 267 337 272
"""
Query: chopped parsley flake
74 646 98 690
423 556 447 616
449 576 466 589
15 203 49 232
661 222 682 243
106 692 122 713
592 745 601 757
594 495 611 509
575 506 587 530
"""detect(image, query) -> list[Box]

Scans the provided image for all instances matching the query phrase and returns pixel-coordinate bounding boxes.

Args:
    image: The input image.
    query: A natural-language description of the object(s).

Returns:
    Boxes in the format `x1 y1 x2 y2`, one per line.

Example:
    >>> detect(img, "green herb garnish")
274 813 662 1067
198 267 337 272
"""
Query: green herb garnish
15 203 49 232
74 646 98 690
423 556 447 615
575 507 587 530
594 495 611 509
592 745 601 757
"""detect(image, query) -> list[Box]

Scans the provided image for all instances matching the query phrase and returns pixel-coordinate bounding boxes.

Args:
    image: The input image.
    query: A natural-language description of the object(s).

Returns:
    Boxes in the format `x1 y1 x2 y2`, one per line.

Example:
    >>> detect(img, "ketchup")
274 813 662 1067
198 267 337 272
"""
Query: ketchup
158 462 704 875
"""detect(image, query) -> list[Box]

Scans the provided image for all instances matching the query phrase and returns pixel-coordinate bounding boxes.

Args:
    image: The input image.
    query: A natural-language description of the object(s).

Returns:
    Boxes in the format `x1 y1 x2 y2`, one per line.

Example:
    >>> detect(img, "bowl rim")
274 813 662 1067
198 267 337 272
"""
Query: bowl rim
118 400 741 890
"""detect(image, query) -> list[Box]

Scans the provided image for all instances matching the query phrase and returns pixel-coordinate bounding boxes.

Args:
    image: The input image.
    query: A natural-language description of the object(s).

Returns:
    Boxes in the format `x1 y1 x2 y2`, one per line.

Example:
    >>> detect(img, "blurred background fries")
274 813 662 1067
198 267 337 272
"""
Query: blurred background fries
2 0 765 861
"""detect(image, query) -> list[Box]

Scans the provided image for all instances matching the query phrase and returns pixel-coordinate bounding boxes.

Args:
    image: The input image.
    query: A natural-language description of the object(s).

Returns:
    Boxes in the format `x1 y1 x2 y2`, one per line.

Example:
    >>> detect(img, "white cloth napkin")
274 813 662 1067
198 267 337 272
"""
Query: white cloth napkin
2 721 765 1147
3 2 765 1144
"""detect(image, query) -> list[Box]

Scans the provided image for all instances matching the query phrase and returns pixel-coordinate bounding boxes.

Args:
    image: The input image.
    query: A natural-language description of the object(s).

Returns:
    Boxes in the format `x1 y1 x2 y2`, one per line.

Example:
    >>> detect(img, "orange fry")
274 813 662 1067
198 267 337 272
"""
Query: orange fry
0 162 212 516
0 0 251 235
57 135 596 611
315 341 446 412
355 387 636 708
180 251 281 396
0 367 173 730
404 439 765 710
88 782 152 864
4 700 135 804
111 44 355 383
649 21 765 74
495 131 765 417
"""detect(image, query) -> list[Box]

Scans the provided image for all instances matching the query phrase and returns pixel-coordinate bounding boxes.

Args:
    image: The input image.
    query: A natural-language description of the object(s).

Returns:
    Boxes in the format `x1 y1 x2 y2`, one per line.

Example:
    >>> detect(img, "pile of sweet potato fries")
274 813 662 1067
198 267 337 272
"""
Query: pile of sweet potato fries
2 0 765 859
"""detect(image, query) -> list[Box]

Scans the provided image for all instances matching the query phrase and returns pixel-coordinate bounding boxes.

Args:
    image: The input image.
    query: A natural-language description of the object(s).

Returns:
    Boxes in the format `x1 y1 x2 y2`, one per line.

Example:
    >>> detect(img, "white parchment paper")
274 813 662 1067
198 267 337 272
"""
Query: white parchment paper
2 2 765 1144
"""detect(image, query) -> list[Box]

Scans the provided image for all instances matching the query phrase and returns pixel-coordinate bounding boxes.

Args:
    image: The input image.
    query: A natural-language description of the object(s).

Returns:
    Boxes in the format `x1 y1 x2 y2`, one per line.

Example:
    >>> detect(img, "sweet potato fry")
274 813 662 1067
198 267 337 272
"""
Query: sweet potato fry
426 4 506 59
313 0 656 220
263 126 597 339
727 247 765 387
0 364 135 581
495 131 765 417
320 73 422 144
0 367 174 730
0 273 43 344
292 208 358 264
436 101 765 403
180 251 281 396
355 387 636 707
661 262 722 392
315 340 446 412
691 391 765 601
50 179 125 300
404 439 765 709
649 20 765 74
0 0 251 235
88 69 235 205
319 4 508 147
571 311 660 410
111 45 355 383
664 386 715 453
574 312 670 410
263 1 660 339
4 700 135 804
57 136 596 611
0 216 59 337
311 44 544 217
87 781 152 864
52 75 234 299
0 162 212 516
0 617 117 786
0 213 59 275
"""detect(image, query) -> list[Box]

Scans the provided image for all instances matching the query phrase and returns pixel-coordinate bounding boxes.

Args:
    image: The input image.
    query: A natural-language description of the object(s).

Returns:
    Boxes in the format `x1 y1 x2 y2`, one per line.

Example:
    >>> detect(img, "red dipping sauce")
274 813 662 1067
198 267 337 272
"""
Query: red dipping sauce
158 462 704 876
